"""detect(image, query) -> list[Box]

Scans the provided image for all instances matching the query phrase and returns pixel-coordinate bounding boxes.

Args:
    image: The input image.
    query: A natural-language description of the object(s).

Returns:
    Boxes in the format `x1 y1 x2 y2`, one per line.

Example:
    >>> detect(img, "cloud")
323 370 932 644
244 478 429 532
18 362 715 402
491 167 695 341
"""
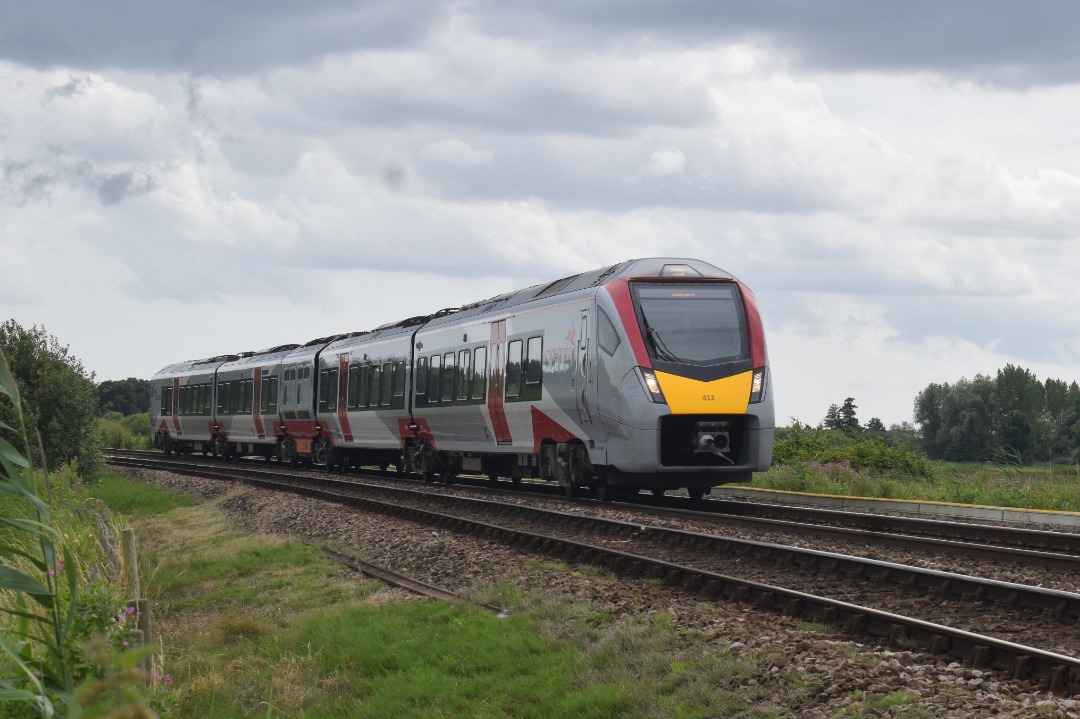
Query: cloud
419 139 494 167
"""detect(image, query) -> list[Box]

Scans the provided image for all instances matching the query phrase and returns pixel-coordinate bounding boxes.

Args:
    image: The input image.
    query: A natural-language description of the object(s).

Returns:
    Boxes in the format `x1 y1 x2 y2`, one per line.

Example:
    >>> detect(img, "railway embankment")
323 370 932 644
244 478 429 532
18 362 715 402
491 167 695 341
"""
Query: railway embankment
110 465 1080 718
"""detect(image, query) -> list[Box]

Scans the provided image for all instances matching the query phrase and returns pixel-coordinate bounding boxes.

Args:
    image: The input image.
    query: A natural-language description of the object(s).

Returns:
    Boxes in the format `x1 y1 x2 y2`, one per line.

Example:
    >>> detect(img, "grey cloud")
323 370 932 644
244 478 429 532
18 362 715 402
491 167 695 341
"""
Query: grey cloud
3 161 58 205
43 74 93 101
0 0 449 73
471 0 1080 88
13 0 1080 86
95 170 156 205
64 163 157 205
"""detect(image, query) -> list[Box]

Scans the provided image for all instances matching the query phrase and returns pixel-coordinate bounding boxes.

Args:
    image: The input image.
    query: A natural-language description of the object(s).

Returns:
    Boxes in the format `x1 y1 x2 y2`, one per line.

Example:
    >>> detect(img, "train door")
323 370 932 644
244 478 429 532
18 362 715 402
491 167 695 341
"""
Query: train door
576 308 593 425
487 320 512 443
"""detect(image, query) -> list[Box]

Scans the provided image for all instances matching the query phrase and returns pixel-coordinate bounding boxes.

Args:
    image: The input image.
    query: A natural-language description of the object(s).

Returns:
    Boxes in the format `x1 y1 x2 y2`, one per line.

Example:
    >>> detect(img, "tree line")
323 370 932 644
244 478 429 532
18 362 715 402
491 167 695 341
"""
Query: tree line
914 364 1080 464
0 320 151 478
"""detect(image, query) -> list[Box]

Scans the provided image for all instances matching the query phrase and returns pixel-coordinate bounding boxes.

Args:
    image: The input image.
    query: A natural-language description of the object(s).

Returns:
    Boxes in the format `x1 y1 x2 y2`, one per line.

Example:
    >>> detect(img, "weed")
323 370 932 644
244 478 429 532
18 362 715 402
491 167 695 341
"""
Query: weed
869 690 919 711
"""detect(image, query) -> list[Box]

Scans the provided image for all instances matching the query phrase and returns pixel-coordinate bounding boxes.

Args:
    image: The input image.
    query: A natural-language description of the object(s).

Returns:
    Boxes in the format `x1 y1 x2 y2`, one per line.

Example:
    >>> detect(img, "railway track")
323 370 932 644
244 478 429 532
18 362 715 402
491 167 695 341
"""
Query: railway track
107 451 1080 695
106 449 1080 572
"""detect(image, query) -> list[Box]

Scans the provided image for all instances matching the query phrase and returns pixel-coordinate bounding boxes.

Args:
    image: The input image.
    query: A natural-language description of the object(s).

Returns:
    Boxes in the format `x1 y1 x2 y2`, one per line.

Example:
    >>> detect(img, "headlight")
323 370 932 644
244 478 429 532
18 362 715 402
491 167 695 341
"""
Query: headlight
635 367 667 404
748 368 767 404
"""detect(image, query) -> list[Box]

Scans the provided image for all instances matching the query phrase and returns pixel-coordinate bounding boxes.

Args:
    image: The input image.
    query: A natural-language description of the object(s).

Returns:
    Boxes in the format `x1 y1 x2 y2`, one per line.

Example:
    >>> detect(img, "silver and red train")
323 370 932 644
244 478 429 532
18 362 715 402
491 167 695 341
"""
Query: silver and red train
150 258 774 498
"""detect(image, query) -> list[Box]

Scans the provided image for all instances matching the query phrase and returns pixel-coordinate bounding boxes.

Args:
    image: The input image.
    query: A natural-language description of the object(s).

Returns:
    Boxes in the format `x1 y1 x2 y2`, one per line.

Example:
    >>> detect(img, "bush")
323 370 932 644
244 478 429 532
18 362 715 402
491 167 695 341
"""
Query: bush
772 424 935 482
0 321 102 480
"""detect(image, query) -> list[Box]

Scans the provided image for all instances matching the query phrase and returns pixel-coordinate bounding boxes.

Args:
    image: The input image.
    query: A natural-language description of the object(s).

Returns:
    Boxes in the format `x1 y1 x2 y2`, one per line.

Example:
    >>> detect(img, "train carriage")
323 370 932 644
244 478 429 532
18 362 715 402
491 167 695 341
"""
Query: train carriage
212 345 298 460
316 323 415 471
150 355 237 456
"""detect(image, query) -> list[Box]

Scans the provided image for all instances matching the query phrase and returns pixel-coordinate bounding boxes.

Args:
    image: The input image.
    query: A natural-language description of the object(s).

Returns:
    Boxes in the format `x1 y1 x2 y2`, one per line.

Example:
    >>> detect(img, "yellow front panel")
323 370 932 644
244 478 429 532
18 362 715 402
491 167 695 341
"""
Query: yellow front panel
654 370 753 414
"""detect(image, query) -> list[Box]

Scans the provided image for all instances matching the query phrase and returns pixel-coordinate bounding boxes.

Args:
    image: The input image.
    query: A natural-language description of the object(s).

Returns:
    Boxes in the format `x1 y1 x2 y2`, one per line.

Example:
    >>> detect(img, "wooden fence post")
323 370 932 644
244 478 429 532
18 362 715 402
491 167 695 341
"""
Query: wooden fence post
121 528 141 600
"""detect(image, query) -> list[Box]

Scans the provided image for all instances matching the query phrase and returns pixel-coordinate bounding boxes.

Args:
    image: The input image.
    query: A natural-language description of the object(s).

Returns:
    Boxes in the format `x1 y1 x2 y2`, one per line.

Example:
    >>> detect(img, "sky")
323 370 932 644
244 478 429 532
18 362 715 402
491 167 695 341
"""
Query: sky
3 1 1080 428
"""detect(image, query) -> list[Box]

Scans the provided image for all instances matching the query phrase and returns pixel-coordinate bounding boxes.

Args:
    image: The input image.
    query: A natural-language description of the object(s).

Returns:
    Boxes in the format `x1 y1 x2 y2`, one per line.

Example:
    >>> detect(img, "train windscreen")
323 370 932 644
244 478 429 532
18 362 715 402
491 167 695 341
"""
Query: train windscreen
632 283 748 365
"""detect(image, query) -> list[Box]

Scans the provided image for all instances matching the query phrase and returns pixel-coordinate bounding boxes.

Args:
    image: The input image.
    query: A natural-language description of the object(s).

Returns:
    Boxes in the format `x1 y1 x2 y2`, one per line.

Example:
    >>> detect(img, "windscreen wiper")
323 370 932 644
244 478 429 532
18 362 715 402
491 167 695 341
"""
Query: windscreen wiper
645 324 680 363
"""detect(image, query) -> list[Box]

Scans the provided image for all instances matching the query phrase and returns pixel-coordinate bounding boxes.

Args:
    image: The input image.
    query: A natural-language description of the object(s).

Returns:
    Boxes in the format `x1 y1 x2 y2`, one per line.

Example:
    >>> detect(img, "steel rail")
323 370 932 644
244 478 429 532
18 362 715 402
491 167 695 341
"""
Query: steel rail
322 548 507 616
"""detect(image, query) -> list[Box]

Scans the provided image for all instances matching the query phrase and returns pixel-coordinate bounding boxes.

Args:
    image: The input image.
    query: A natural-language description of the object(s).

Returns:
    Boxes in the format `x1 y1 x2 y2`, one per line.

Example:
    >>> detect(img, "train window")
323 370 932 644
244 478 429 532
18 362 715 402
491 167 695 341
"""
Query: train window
242 379 253 414
370 365 381 407
217 383 228 414
357 365 370 407
525 337 542 385
260 378 270 412
160 386 171 415
597 308 621 355
471 347 486 400
457 350 470 400
328 368 338 411
428 355 441 402
416 357 428 396
319 368 338 412
441 352 455 402
505 340 522 398
178 386 188 415
380 362 392 406
393 361 405 397
347 365 360 409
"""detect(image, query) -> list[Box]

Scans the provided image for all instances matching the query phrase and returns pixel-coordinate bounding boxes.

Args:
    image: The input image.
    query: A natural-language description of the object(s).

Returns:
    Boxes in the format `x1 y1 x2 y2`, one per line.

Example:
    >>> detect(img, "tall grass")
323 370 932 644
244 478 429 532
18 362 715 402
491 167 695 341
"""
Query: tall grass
0 349 162 717
0 348 79 716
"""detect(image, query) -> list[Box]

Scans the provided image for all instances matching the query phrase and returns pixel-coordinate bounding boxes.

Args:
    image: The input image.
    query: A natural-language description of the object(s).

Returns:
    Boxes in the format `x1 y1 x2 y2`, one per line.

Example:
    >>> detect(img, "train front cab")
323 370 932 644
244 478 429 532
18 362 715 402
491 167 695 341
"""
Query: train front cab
598 267 775 497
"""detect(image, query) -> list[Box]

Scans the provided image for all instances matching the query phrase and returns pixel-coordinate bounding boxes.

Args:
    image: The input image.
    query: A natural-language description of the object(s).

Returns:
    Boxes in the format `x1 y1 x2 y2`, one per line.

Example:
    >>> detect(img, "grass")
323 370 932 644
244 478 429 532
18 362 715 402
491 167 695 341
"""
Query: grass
89 471 196 515
751 460 1080 512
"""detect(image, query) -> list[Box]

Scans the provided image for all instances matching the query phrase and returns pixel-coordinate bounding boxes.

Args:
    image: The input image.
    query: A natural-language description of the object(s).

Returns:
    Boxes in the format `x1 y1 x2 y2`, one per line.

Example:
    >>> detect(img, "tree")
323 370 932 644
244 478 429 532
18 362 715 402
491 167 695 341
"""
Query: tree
913 382 948 458
822 397 859 433
98 377 151 416
864 417 886 433
0 320 101 479
994 364 1043 418
997 410 1034 460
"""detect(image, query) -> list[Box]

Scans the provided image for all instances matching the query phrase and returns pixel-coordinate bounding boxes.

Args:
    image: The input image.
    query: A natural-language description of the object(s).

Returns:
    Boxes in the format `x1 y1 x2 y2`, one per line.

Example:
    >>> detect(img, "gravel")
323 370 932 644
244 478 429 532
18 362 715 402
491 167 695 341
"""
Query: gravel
120 466 1080 718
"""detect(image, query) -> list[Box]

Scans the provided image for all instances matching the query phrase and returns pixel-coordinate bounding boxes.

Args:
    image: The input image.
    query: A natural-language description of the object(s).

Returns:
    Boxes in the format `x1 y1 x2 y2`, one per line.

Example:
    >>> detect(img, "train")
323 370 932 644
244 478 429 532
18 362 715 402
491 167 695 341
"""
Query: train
150 257 774 499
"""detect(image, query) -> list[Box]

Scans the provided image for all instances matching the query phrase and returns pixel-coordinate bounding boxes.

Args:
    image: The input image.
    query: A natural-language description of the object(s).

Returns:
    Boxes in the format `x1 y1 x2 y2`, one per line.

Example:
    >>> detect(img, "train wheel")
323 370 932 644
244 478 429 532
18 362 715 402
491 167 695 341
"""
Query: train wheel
595 481 610 502
650 488 665 498
688 487 707 501
562 483 575 498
